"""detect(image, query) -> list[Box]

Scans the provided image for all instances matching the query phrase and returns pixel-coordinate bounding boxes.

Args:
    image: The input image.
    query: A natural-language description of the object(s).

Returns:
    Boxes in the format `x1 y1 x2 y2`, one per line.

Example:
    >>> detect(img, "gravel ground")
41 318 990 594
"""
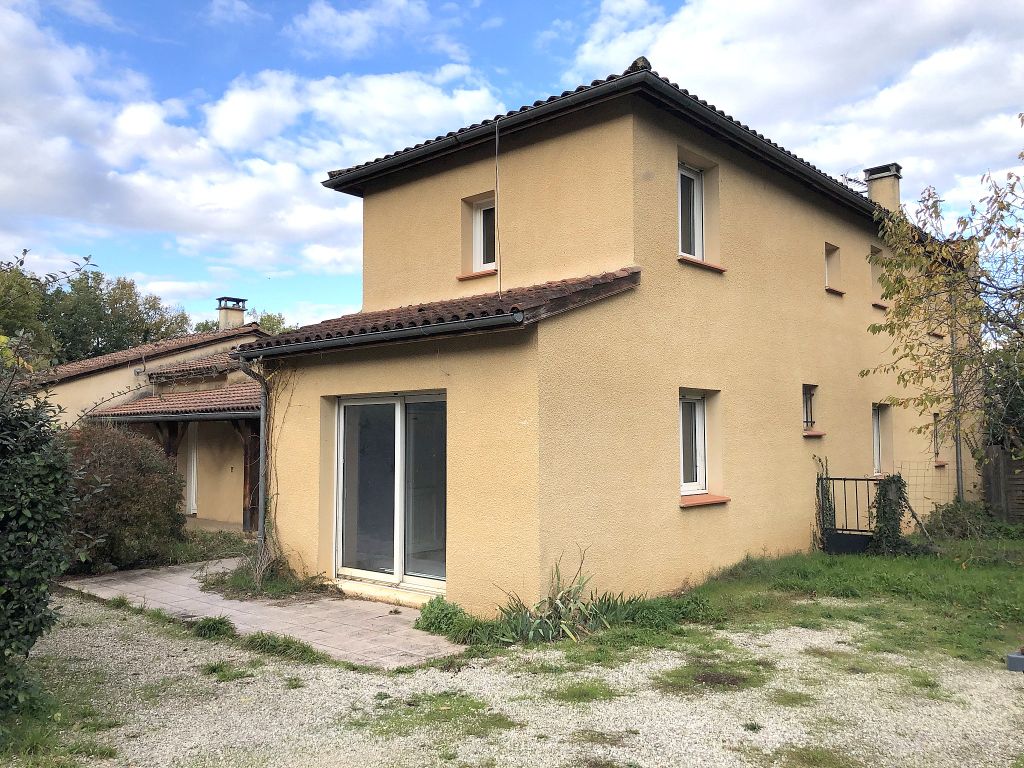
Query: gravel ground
23 594 1024 768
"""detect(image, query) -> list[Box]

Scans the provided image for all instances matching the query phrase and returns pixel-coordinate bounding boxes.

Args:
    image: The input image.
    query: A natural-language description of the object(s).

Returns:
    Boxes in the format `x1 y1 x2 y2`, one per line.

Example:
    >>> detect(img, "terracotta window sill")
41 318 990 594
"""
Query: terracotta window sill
871 301 889 310
680 493 731 508
802 430 826 438
824 286 845 297
457 268 498 281
934 460 948 468
677 254 726 273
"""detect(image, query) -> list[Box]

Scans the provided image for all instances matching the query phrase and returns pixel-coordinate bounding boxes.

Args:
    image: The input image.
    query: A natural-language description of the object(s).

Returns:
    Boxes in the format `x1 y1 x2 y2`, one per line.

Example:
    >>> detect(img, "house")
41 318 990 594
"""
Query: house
40 298 268 532
236 58 957 615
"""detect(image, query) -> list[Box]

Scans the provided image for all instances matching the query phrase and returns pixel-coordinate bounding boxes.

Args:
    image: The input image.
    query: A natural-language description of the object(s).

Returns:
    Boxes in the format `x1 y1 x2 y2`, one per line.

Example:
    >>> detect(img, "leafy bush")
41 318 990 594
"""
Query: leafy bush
66 423 185 573
929 499 1024 541
0 396 72 713
867 474 933 556
416 596 470 636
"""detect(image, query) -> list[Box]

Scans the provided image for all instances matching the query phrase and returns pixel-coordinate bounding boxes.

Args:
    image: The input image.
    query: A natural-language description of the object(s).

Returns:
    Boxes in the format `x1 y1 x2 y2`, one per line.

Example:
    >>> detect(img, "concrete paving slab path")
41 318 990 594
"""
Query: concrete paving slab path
61 559 460 670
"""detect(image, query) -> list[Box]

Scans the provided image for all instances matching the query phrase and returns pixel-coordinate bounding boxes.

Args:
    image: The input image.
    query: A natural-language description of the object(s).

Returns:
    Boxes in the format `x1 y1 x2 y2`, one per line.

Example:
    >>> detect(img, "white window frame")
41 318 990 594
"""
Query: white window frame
472 199 496 272
185 422 198 516
872 404 882 475
678 164 705 260
679 395 707 495
334 394 447 591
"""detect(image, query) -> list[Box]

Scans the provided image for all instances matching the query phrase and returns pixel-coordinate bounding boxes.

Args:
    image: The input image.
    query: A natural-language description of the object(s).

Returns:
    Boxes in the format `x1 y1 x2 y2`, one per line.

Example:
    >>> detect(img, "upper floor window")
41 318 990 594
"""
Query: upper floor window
473 199 496 272
679 165 704 260
802 384 816 430
680 394 707 495
824 242 842 293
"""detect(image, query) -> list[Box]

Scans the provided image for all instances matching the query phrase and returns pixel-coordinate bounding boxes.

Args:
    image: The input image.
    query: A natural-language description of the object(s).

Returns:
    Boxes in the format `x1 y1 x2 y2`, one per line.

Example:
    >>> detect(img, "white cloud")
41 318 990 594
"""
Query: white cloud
285 0 429 59
0 5 504 281
565 0 1024 208
205 0 269 25
300 243 362 274
48 0 121 30
141 280 215 301
286 300 360 327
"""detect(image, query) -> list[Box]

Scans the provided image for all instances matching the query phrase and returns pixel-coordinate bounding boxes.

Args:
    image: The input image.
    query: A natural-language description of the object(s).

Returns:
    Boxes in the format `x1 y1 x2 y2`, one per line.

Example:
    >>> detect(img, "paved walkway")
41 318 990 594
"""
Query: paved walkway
61 559 460 669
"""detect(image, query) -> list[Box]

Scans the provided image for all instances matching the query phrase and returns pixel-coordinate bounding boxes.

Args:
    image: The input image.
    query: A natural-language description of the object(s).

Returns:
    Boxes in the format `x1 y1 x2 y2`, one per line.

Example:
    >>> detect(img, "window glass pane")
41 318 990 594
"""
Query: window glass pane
680 174 694 255
481 206 496 265
342 404 396 574
681 400 697 484
404 400 446 580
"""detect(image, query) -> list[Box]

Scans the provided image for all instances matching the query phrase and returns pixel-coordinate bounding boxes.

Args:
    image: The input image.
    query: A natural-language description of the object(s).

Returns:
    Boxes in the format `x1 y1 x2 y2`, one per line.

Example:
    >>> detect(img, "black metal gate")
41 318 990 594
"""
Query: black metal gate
817 476 879 553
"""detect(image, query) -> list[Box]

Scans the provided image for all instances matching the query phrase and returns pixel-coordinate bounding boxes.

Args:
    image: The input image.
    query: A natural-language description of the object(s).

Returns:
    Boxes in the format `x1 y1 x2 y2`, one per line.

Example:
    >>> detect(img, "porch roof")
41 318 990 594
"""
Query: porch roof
91 382 260 422
236 266 640 360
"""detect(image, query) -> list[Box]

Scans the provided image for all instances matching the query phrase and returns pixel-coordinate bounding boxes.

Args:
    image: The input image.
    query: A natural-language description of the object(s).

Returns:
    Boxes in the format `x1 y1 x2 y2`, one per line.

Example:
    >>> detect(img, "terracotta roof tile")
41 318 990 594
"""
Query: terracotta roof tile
324 57 870 216
239 267 640 356
148 351 239 381
92 382 260 419
36 325 266 385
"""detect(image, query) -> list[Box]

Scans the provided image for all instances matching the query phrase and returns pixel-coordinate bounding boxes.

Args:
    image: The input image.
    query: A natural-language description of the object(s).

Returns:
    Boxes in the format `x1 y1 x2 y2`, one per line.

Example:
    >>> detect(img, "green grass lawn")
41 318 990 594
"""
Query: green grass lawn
422 537 1024 665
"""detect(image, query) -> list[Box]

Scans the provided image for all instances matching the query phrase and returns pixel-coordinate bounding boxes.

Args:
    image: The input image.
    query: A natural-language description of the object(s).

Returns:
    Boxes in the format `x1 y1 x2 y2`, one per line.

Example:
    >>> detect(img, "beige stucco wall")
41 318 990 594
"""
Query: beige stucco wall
360 101 635 311
529 102 958 599
266 332 541 615
194 421 246 524
269 95 963 615
45 334 261 425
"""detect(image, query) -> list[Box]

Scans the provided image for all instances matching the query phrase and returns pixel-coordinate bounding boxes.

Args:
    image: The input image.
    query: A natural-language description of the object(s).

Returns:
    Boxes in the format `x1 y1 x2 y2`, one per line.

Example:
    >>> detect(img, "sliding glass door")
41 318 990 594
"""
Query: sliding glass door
337 396 446 585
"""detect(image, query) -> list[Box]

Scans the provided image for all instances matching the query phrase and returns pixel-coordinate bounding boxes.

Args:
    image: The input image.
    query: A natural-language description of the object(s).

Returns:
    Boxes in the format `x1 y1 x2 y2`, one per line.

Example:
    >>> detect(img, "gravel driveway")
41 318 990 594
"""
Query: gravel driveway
24 594 1024 768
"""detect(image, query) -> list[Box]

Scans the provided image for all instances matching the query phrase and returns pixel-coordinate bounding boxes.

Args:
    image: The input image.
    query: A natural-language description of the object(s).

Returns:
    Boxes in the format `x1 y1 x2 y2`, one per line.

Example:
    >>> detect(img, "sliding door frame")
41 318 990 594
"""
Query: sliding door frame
334 394 445 591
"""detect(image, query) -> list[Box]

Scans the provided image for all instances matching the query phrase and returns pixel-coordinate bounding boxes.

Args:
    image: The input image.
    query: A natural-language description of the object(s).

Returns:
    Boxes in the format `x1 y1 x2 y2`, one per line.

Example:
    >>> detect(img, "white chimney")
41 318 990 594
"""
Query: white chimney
863 163 902 210
216 296 247 330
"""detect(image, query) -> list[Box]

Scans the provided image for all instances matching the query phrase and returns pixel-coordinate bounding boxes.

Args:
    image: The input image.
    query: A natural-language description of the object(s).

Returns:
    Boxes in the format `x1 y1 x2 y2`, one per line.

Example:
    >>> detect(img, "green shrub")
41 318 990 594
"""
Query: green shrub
66 423 185 573
416 596 471 635
0 396 73 714
868 474 933 556
930 499 1024 540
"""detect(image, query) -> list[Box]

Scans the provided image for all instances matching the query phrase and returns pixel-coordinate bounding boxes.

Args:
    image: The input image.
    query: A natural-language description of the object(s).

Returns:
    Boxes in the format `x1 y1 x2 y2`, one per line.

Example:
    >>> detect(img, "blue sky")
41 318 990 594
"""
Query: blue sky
3 0 1022 327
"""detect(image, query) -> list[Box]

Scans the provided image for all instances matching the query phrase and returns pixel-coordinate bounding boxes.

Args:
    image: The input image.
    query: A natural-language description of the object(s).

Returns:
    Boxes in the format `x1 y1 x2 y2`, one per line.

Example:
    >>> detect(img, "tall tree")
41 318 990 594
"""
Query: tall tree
42 273 191 364
867 115 1024 477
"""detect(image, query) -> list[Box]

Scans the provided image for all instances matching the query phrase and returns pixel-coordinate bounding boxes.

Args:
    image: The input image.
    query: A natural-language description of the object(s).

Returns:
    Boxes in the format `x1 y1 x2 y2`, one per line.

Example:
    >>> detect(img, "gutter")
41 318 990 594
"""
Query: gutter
235 310 525 361
90 410 258 423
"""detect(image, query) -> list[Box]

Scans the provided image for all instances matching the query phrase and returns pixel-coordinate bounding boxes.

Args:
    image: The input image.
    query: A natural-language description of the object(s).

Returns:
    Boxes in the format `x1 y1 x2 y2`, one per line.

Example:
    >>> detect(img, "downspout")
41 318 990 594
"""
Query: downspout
239 359 270 545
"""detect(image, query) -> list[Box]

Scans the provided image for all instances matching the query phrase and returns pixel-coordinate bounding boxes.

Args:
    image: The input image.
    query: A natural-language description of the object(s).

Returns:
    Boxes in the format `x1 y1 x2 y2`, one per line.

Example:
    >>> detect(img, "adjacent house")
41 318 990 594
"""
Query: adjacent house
40 298 267 532
236 58 957 616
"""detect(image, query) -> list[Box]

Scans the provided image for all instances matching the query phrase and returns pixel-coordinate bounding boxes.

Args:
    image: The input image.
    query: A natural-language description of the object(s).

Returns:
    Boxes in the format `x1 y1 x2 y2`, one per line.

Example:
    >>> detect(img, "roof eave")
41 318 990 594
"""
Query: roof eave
322 71 876 220
90 410 258 423
237 310 526 360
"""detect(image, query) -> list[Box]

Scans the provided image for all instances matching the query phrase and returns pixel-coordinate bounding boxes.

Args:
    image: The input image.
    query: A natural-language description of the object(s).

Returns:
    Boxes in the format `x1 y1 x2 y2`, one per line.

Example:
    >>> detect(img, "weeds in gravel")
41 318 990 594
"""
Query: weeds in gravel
742 721 763 732
655 654 774 695
548 679 618 703
775 745 863 768
200 661 254 683
138 675 211 704
344 691 518 738
574 729 627 745
0 655 119 768
241 632 334 664
107 595 131 610
769 689 814 707
283 675 305 689
192 616 237 639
